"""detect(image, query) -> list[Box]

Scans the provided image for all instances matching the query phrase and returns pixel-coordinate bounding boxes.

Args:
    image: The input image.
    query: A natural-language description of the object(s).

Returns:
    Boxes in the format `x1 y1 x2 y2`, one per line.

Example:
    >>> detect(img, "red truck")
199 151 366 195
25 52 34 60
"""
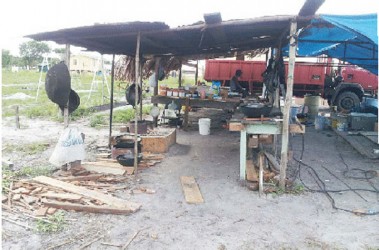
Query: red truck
204 60 378 111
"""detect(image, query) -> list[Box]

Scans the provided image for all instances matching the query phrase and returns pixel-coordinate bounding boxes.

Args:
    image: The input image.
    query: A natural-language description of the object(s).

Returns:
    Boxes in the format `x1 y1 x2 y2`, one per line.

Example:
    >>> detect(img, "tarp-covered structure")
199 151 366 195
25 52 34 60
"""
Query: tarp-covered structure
286 14 378 75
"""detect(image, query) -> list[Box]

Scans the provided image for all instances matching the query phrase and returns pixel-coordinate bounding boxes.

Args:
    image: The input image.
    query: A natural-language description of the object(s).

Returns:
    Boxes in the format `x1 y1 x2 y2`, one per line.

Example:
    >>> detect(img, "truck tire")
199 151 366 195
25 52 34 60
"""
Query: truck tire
336 91 360 112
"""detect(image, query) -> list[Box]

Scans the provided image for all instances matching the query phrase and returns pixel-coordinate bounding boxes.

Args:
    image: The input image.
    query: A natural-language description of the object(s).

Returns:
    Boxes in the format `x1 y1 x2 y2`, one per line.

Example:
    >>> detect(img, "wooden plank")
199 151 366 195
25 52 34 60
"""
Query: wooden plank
229 122 244 131
33 176 141 211
289 124 305 134
40 192 83 201
124 167 134 175
81 163 126 175
42 200 138 215
180 176 204 204
246 160 258 182
34 206 48 217
57 174 104 182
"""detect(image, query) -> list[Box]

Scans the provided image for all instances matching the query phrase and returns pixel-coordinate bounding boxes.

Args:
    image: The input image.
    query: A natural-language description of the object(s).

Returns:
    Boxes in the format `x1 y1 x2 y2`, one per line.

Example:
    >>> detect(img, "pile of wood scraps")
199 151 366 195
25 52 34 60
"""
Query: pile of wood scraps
92 152 165 174
2 175 142 217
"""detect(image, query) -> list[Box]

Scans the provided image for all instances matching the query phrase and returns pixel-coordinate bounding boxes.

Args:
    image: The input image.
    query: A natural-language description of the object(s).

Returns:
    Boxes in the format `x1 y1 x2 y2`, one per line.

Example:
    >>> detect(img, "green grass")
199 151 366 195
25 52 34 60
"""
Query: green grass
3 142 50 155
2 164 53 193
2 69 193 121
36 211 67 233
2 69 125 119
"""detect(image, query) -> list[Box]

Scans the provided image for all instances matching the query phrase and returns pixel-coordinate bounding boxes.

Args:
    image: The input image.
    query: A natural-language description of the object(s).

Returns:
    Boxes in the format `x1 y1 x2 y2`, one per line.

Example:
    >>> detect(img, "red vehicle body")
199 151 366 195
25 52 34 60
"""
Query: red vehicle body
204 60 378 97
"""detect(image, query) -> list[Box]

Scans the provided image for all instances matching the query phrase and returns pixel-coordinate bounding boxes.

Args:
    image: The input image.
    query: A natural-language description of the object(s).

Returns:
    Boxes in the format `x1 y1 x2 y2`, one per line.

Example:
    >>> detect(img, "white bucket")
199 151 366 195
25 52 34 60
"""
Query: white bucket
199 118 211 135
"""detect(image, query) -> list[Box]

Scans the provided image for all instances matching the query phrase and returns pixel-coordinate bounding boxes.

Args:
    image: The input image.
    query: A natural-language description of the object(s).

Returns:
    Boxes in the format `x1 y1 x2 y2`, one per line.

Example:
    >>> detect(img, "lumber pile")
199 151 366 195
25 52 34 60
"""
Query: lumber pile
2 174 142 216
2 153 164 216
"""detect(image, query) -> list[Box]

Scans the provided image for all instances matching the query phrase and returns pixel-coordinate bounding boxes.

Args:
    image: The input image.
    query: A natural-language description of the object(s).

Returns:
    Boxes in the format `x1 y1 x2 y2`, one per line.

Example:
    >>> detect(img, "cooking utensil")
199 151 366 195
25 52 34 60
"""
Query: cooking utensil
116 153 143 166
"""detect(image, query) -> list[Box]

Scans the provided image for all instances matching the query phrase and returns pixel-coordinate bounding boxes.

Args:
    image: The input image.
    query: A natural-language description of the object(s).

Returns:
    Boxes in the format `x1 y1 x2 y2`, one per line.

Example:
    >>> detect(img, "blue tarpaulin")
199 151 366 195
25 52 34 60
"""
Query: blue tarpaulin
284 14 378 75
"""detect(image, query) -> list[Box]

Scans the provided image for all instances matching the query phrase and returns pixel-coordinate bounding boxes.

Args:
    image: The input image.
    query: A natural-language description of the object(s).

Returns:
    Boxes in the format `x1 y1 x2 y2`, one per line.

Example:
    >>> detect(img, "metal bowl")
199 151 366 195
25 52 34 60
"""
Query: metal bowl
116 153 143 166
240 104 273 118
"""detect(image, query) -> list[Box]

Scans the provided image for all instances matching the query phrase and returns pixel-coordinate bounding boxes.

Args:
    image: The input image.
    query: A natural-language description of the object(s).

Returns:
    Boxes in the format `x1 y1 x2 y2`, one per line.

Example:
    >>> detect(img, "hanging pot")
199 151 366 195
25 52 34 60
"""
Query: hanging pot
125 83 142 107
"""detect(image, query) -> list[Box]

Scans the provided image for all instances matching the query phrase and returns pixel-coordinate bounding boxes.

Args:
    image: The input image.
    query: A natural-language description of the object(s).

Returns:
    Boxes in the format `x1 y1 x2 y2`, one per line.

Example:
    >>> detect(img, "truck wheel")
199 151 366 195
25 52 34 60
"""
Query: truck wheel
336 91 360 112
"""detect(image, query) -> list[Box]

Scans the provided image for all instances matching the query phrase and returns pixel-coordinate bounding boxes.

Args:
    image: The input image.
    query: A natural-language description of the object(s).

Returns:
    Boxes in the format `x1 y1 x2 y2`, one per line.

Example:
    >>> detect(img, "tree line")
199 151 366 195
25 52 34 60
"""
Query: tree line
2 41 65 69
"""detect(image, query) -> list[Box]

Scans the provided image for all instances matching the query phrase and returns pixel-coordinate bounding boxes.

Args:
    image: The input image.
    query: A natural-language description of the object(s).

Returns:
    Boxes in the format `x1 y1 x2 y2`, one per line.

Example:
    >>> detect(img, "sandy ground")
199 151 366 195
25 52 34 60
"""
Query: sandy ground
1 112 379 250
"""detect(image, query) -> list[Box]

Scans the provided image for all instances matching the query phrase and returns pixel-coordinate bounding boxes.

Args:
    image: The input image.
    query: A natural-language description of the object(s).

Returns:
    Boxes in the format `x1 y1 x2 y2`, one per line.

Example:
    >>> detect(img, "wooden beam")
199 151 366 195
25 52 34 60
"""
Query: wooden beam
134 32 141 176
40 192 82 202
81 162 127 175
42 200 138 215
279 20 298 189
33 176 141 210
64 44 70 128
108 54 115 148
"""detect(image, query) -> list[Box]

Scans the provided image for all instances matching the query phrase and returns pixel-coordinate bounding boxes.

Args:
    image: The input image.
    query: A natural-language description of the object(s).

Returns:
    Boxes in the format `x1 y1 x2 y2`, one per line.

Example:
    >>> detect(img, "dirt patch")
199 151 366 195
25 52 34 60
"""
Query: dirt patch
2 113 379 249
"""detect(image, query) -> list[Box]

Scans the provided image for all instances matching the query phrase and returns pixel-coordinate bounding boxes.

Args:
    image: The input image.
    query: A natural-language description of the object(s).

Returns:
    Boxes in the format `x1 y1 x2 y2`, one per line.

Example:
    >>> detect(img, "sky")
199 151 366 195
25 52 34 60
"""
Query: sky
1 0 378 56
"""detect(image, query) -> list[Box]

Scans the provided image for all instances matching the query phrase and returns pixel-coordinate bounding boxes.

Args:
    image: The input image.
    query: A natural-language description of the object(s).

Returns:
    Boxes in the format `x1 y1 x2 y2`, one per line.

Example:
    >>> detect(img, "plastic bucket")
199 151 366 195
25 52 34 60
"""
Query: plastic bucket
199 118 211 135
315 115 326 130
304 95 320 121
290 105 299 123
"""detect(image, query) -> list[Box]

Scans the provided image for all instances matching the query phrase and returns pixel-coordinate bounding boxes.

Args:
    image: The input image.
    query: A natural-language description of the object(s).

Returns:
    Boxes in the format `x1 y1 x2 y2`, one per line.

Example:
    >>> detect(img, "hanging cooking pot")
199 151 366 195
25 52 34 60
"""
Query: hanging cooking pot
125 83 142 107
45 62 71 107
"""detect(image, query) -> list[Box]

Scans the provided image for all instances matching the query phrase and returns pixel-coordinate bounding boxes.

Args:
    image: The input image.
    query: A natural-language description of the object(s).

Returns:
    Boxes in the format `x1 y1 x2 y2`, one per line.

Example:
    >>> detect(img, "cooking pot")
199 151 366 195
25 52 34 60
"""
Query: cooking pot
125 83 142 107
240 104 273 118
116 153 143 166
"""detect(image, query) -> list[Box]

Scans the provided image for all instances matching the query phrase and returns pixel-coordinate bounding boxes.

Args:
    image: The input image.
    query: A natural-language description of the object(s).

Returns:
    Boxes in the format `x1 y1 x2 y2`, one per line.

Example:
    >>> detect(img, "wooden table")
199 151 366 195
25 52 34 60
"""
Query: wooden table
230 119 305 180
151 96 241 127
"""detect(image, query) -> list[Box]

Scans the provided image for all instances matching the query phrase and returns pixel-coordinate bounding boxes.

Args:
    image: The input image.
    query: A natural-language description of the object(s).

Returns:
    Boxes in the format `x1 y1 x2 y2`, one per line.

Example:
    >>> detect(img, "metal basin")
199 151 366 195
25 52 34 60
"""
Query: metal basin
240 104 273 118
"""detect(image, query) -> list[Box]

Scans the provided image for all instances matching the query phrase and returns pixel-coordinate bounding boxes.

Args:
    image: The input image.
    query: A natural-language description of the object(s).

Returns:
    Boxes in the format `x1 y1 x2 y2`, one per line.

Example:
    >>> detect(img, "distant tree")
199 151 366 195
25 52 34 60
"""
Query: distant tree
2 49 11 68
53 48 66 54
19 41 50 68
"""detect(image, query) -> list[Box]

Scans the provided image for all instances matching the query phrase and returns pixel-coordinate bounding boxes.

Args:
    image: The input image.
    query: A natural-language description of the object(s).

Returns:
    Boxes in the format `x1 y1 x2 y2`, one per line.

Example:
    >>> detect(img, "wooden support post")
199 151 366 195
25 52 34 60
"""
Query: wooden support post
139 61 143 120
259 153 264 197
184 97 190 129
108 54 115 148
134 32 141 176
279 20 297 189
178 61 182 87
153 57 160 127
15 106 20 129
239 130 247 180
64 44 71 128
195 60 199 84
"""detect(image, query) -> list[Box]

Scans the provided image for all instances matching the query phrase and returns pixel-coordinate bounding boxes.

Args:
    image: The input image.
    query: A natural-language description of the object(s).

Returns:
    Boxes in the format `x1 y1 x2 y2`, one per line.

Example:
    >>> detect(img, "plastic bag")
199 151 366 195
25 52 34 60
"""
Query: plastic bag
149 73 157 87
49 127 86 166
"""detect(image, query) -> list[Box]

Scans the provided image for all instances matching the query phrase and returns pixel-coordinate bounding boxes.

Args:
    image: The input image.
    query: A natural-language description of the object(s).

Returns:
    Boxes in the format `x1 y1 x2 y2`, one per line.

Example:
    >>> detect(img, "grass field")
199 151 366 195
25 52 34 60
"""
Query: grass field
2 69 202 121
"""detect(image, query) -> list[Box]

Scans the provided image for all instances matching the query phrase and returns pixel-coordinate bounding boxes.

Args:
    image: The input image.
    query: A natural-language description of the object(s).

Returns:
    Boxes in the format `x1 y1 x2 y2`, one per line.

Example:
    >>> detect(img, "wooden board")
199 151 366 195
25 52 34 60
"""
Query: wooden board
246 160 258 182
180 176 204 204
229 122 244 131
40 192 83 201
82 162 126 175
289 124 305 134
33 176 141 211
57 174 104 182
42 200 137 215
